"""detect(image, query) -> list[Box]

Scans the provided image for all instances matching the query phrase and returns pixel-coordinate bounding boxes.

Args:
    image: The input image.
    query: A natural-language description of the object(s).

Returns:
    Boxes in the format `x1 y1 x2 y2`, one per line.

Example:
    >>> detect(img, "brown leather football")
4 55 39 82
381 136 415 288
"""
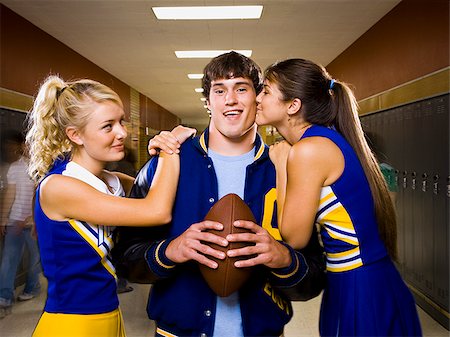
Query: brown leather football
199 193 256 297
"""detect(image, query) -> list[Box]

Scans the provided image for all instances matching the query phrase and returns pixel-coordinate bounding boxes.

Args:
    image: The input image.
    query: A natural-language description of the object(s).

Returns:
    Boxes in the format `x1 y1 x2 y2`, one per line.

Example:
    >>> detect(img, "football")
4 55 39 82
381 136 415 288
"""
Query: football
199 193 256 297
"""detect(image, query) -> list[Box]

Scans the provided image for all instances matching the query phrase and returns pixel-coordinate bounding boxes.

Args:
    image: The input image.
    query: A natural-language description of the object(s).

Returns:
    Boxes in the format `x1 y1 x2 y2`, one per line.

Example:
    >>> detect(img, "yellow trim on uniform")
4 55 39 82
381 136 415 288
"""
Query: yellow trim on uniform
155 241 176 269
68 219 116 278
271 253 300 279
261 188 282 240
318 205 356 233
326 228 359 246
156 327 178 337
327 246 360 259
327 259 363 273
199 132 207 153
254 140 265 161
319 191 335 204
32 308 125 337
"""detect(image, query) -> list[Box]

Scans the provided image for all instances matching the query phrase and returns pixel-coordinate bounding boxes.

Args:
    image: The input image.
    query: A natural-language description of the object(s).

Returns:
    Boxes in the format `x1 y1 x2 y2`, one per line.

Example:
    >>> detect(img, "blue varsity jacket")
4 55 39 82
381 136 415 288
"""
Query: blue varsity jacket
113 128 325 337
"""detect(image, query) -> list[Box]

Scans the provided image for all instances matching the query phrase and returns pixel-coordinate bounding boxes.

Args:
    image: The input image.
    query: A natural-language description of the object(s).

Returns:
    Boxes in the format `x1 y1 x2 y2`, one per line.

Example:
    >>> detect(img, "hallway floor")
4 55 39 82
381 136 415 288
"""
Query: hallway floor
0 277 448 336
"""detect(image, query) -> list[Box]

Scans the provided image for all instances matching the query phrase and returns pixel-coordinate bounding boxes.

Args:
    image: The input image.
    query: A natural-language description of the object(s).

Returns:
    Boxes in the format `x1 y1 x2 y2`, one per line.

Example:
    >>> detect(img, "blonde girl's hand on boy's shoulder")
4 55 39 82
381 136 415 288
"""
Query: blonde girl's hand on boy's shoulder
147 125 196 156
171 125 196 144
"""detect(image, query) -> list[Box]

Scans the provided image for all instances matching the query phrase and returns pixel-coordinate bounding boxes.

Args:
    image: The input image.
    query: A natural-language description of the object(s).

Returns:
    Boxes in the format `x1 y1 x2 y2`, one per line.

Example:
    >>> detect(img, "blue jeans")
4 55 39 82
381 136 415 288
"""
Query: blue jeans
0 221 41 304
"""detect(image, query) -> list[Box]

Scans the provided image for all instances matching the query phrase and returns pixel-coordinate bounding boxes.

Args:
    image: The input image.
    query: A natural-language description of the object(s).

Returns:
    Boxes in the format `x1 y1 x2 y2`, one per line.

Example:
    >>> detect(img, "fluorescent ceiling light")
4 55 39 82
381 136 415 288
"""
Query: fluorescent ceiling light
188 74 204 79
176 50 252 58
195 88 204 93
153 6 263 20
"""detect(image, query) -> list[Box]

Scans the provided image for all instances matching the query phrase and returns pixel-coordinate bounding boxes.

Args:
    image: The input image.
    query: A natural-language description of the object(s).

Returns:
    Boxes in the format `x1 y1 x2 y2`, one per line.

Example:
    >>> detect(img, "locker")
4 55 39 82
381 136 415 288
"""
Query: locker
431 95 449 310
386 108 404 267
418 101 436 294
402 104 417 283
361 94 449 327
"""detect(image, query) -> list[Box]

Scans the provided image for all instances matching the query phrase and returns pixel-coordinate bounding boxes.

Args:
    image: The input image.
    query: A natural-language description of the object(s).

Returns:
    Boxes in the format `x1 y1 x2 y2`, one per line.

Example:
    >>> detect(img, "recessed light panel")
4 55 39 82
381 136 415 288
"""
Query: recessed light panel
188 74 204 79
153 6 263 20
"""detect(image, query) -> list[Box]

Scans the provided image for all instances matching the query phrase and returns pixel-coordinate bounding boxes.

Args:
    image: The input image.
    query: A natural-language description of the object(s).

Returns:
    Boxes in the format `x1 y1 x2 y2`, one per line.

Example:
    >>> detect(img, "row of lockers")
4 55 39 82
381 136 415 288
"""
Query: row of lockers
361 93 449 328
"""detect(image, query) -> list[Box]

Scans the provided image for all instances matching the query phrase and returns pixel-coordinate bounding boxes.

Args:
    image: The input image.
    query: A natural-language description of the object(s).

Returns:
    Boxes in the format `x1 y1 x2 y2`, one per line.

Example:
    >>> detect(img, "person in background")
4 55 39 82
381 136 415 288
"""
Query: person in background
26 75 195 337
256 58 421 336
0 130 41 319
0 129 22 219
113 51 325 337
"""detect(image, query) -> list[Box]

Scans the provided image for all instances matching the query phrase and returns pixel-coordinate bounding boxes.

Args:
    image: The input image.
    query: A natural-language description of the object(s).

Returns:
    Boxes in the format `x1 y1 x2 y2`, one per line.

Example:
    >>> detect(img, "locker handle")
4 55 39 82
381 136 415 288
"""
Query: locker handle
402 171 408 189
447 176 450 198
433 174 439 195
421 173 428 192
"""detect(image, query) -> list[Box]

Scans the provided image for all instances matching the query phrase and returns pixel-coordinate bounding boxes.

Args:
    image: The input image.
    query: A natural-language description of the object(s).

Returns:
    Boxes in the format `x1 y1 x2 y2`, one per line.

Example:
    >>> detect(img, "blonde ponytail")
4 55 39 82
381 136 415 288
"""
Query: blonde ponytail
26 76 72 182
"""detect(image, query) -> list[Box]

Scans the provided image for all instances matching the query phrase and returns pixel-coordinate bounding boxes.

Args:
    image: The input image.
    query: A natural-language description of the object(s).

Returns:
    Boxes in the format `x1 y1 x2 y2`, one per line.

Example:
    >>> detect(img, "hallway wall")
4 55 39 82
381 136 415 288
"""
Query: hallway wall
0 4 180 166
326 0 449 105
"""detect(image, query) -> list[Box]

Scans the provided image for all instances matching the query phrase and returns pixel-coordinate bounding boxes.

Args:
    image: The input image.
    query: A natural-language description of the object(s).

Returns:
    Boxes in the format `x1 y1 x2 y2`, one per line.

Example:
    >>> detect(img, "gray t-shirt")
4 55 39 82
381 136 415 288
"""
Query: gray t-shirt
208 147 254 337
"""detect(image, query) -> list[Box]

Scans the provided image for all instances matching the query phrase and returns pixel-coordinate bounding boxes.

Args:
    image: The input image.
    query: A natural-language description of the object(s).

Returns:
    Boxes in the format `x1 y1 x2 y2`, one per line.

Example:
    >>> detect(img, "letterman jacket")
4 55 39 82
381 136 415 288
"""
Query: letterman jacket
112 128 325 337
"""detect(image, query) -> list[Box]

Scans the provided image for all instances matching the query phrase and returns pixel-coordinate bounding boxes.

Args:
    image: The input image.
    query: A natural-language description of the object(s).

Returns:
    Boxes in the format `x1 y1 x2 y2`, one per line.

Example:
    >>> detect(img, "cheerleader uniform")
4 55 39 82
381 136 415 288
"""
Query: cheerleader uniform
301 125 421 336
32 158 126 337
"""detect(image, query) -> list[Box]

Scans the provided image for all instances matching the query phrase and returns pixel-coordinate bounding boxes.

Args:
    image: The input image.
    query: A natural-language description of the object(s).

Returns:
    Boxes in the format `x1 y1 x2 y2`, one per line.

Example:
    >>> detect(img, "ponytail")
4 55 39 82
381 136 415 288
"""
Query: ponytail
26 76 72 182
331 81 398 260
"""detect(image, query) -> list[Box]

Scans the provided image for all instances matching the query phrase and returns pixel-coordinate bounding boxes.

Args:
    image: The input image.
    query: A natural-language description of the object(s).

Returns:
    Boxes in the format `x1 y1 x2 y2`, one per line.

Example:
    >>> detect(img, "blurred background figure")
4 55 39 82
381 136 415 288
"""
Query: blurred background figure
0 130 41 318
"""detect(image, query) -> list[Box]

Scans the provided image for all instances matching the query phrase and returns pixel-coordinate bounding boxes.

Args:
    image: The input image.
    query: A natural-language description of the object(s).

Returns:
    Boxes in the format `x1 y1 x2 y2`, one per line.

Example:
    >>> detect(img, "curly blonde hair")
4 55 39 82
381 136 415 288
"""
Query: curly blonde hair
26 75 123 182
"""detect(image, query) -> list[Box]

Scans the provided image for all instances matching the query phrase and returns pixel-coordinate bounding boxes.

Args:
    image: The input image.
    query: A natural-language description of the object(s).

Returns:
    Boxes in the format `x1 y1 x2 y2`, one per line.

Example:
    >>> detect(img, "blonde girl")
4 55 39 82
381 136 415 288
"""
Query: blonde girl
26 75 194 337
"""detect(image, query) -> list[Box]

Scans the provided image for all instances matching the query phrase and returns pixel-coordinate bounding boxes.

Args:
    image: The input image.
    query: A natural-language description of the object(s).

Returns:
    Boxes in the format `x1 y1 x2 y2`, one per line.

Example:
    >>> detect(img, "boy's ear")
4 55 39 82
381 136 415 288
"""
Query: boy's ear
66 126 83 146
287 98 302 116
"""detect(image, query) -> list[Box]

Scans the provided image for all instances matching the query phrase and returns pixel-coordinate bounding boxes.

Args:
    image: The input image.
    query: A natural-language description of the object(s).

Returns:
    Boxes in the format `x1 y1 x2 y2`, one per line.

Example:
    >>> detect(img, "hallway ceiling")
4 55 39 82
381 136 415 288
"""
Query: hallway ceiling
2 0 401 127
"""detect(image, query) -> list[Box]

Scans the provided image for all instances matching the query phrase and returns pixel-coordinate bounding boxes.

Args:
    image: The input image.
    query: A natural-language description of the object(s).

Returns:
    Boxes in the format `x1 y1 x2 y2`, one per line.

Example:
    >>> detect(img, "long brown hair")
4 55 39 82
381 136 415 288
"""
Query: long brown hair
265 59 398 260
